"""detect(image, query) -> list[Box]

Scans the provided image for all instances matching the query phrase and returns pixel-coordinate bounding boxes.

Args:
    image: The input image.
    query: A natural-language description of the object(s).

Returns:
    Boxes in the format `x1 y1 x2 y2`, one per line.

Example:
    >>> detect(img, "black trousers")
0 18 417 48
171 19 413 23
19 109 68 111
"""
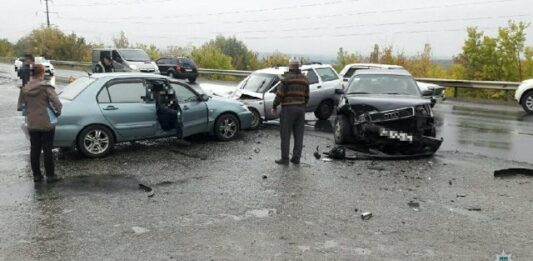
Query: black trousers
29 129 55 177
280 106 306 160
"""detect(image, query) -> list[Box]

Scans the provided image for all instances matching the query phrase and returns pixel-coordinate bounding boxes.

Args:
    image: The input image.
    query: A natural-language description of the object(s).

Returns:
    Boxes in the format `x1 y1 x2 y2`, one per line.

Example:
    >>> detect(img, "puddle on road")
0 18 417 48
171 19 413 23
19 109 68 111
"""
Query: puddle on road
0 175 141 207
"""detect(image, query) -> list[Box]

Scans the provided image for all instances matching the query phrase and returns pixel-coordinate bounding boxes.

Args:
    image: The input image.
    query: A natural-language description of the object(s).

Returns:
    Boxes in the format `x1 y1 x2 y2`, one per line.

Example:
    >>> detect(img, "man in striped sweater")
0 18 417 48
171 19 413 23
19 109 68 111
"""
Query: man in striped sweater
271 58 310 165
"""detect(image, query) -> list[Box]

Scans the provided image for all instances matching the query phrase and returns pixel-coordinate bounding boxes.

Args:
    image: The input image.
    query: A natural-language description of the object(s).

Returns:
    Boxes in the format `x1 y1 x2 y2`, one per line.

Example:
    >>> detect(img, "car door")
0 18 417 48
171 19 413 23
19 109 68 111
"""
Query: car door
98 79 158 140
156 58 168 74
170 82 208 136
263 80 281 120
303 69 321 111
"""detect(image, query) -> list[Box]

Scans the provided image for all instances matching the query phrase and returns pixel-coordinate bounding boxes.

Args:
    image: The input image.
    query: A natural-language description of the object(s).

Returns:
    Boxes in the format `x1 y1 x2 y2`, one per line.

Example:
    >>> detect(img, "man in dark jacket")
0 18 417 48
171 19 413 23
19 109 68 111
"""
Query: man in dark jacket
94 56 115 73
20 64 63 182
271 58 310 165
17 54 34 87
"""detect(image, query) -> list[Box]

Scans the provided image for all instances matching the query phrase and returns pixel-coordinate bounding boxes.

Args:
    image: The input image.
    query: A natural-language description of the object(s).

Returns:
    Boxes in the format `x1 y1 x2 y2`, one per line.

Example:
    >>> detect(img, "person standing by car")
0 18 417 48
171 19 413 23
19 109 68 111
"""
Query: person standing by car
20 64 62 183
94 56 115 73
271 58 310 165
17 55 35 111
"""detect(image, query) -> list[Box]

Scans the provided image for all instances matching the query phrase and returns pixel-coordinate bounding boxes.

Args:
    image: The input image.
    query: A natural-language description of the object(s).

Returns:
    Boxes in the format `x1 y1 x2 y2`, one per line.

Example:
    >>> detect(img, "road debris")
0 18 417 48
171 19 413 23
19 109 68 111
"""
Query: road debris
361 212 373 220
314 146 321 159
262 175 268 180
132 226 150 235
322 158 333 162
139 183 155 197
456 194 467 198
467 207 482 211
407 201 420 208
494 168 533 178
254 148 261 154
325 146 346 160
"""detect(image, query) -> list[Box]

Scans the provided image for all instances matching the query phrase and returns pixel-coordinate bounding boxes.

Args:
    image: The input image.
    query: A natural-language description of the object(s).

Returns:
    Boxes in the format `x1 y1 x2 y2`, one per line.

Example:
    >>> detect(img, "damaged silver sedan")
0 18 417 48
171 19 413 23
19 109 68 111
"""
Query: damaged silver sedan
334 69 443 156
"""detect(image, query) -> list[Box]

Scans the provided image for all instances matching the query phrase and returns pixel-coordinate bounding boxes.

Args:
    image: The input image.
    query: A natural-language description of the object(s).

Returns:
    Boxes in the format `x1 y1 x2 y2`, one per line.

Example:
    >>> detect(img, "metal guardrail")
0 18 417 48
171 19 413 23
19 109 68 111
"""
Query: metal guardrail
1 57 523 96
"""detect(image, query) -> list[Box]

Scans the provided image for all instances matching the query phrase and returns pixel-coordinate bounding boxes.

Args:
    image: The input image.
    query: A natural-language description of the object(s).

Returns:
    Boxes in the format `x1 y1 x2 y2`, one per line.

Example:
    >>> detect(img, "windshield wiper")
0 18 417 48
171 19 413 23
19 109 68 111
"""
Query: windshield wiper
385 92 402 95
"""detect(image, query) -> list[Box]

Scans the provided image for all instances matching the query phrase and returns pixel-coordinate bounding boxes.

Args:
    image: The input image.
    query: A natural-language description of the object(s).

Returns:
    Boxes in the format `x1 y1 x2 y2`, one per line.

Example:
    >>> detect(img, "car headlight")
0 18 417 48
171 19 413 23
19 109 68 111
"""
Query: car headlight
240 104 249 111
233 89 242 98
130 64 138 70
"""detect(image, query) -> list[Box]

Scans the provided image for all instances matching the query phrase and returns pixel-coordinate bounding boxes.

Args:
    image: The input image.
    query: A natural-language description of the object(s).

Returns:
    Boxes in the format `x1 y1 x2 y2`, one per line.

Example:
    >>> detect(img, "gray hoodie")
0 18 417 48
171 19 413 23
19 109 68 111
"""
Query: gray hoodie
20 79 62 131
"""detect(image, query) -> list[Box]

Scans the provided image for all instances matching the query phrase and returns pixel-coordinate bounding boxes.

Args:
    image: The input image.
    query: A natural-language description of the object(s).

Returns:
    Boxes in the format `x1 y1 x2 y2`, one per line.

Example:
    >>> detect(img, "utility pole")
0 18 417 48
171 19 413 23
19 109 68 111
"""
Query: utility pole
44 0 51 27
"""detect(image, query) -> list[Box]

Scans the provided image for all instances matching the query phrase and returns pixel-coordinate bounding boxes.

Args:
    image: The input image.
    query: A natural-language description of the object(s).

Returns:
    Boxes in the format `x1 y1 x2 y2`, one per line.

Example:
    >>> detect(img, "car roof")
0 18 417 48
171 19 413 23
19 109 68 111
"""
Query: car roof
354 69 412 76
253 64 336 75
345 63 404 69
89 72 167 80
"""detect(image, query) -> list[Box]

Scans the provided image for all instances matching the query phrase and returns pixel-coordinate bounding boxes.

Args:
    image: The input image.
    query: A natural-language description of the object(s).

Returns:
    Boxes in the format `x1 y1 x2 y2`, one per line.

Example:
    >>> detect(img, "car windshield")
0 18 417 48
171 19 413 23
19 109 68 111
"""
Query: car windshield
346 74 420 96
239 73 276 93
59 77 96 100
118 49 151 62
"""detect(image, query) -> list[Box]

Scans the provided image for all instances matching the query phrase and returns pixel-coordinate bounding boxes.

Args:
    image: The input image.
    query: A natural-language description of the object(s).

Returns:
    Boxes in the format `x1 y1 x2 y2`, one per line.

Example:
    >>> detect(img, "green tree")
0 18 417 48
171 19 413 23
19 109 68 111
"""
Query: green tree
207 35 260 70
191 44 233 80
113 31 130 48
15 26 92 61
457 21 529 81
334 47 359 72
261 51 289 68
523 46 533 79
0 39 15 57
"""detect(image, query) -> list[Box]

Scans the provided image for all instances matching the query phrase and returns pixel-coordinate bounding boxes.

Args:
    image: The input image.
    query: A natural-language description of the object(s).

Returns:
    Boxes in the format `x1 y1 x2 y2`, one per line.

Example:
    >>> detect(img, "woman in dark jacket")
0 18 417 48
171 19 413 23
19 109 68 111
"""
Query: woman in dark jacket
20 64 63 182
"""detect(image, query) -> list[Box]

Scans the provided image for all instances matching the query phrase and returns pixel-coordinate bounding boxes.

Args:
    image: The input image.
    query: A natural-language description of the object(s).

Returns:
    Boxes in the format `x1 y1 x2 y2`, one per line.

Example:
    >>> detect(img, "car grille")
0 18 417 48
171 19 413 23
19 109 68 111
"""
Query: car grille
369 107 414 122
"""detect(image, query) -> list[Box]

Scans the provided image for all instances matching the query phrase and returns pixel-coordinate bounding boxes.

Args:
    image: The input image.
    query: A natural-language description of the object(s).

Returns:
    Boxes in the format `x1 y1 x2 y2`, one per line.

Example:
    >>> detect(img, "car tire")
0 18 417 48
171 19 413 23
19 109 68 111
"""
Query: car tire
314 100 334 120
248 108 262 130
521 90 533 114
188 77 197 84
214 114 240 141
167 71 175 78
334 114 354 145
77 125 114 158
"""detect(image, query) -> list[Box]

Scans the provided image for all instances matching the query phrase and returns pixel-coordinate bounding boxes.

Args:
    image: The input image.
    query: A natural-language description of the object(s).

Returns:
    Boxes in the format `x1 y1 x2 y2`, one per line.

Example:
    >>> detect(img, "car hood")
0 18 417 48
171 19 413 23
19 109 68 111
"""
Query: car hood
345 94 430 111
206 95 242 106
234 89 263 100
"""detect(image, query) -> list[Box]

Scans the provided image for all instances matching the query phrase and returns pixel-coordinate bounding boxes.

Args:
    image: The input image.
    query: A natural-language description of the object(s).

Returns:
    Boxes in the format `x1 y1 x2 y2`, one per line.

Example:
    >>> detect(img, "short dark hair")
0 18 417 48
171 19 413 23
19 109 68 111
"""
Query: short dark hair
24 54 35 62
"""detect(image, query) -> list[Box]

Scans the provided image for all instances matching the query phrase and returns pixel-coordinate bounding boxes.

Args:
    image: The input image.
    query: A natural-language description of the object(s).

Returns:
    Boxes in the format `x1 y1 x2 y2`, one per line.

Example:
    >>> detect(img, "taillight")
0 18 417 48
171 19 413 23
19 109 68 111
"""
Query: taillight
175 65 181 72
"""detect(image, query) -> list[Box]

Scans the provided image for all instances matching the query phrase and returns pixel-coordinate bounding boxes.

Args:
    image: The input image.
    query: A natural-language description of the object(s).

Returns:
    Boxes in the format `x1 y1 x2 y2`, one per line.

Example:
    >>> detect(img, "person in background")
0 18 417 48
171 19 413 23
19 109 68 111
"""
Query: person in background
17 54 35 111
271 58 310 165
20 64 62 183
94 55 115 73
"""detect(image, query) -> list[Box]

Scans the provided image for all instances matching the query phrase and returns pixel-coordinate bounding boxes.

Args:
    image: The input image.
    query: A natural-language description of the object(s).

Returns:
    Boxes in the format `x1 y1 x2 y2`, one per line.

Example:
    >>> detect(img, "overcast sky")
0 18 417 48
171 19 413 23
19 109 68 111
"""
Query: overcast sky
1 0 532 58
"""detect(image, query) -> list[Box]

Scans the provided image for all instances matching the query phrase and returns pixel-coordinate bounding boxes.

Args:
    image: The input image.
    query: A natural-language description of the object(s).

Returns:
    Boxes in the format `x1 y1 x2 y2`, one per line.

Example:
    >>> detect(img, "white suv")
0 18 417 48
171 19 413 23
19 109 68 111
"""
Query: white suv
232 64 343 129
514 79 533 113
339 63 404 81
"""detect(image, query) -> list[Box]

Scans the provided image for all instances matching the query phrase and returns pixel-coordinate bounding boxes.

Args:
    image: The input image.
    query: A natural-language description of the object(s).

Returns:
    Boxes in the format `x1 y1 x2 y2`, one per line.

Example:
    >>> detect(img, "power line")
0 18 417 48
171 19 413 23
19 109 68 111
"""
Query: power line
44 0 51 27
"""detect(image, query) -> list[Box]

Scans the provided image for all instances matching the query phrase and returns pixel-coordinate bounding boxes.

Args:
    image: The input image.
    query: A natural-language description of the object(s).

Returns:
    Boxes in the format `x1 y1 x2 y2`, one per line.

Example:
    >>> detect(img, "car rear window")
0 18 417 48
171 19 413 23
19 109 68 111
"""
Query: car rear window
59 77 96 100
315 67 339 82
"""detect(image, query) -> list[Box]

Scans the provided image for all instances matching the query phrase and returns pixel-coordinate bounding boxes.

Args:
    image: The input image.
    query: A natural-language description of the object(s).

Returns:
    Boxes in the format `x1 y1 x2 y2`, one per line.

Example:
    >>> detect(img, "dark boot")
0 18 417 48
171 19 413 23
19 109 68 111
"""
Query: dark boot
290 157 300 164
33 175 44 182
275 158 290 165
46 175 62 183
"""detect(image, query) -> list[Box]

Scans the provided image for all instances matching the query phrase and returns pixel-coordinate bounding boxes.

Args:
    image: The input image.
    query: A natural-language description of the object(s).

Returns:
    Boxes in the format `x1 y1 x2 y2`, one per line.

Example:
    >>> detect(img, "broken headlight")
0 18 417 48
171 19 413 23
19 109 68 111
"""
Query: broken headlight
415 105 433 117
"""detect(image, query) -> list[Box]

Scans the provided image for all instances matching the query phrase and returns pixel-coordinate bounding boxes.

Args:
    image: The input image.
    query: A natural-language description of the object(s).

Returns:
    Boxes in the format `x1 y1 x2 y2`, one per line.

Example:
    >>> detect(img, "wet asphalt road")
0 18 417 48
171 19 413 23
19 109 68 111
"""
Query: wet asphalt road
1 65 533 260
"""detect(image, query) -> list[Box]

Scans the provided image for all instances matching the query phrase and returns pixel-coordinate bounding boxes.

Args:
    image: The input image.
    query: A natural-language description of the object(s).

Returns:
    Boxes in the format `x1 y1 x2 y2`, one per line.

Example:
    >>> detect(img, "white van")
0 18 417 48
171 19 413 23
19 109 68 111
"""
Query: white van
92 48 159 74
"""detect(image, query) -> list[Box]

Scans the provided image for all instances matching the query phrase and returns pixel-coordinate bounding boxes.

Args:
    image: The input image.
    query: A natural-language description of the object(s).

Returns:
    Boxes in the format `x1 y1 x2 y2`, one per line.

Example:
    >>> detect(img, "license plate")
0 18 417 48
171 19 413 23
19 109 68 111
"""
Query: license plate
185 69 193 72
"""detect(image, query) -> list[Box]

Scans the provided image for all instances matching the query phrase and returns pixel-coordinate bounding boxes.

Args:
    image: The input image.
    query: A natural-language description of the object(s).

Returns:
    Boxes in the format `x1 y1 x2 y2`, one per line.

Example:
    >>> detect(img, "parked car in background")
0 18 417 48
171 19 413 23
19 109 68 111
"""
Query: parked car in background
156 56 199 83
417 81 446 105
14 58 23 72
334 69 442 156
30 73 252 158
92 48 159 74
338 63 404 81
514 78 533 113
14 56 55 76
231 64 343 129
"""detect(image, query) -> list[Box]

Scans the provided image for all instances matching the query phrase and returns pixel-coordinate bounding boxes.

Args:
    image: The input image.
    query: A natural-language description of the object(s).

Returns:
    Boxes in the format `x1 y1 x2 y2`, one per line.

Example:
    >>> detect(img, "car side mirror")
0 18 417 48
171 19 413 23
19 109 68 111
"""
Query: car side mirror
335 89 345 95
343 78 349 82
199 93 210 102
421 90 433 96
